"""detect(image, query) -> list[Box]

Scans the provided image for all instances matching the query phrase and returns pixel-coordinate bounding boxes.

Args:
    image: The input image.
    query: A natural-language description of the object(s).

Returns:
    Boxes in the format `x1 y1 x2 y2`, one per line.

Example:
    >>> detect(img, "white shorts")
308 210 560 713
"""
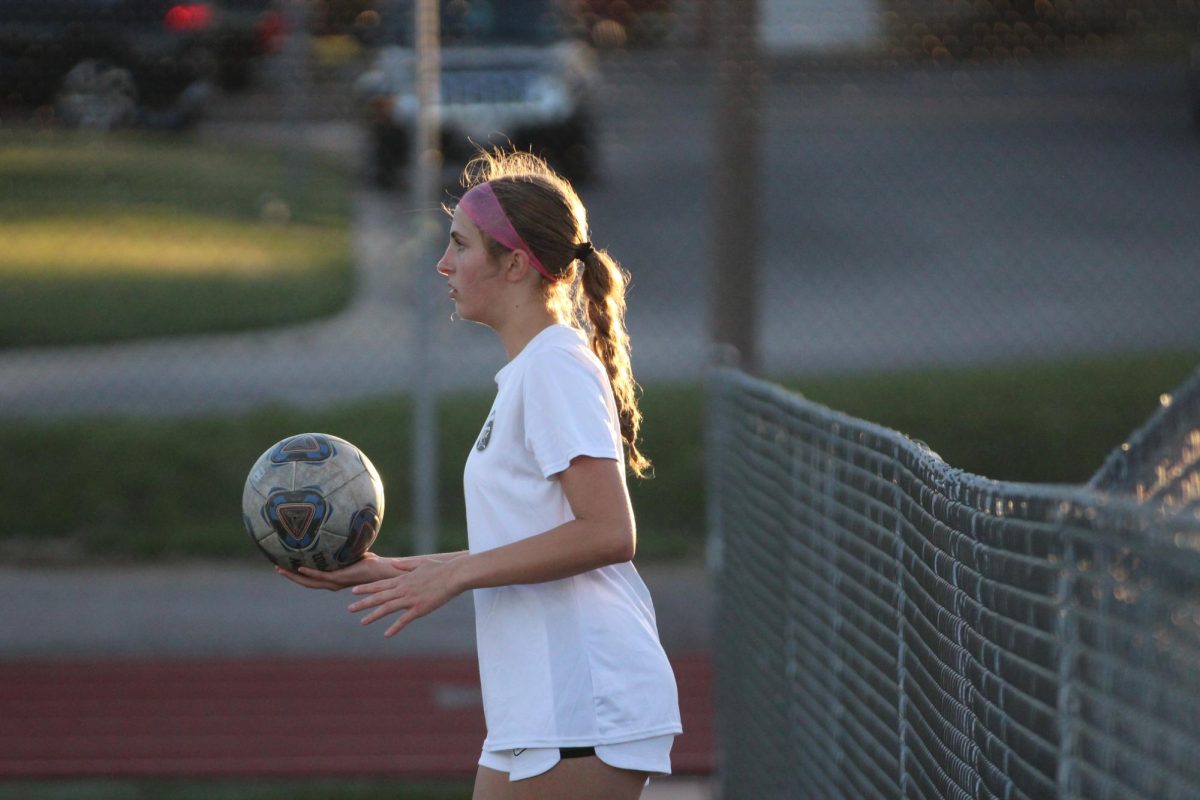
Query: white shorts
478 734 675 782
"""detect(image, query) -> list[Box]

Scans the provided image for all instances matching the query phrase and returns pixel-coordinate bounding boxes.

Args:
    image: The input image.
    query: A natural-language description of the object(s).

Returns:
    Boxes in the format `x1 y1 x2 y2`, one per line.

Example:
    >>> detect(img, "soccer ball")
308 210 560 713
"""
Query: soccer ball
242 433 385 572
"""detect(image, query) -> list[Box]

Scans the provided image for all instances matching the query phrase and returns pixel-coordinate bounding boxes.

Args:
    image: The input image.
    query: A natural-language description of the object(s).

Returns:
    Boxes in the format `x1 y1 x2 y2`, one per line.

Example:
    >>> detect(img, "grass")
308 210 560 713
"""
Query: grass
0 350 1194 564
0 130 354 347
0 382 704 563
788 350 1200 486
0 779 470 800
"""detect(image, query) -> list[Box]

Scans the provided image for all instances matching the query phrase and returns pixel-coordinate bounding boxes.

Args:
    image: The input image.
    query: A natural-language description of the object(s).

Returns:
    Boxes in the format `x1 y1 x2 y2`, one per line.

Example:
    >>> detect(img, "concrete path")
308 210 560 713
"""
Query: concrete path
0 560 712 660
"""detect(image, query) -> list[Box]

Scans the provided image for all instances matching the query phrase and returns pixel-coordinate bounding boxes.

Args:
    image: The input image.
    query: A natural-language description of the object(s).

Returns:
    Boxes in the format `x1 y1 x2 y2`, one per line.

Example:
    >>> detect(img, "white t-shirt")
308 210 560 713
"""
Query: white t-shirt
463 324 683 751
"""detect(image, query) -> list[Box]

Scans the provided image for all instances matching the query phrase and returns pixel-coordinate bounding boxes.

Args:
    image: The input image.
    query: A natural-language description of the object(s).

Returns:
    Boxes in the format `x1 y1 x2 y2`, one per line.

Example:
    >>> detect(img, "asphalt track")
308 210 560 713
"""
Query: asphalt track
0 656 713 784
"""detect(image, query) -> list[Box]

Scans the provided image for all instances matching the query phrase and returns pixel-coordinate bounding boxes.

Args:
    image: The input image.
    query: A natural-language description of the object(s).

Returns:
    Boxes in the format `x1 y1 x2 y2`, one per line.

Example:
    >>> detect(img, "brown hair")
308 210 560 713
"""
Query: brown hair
459 149 651 478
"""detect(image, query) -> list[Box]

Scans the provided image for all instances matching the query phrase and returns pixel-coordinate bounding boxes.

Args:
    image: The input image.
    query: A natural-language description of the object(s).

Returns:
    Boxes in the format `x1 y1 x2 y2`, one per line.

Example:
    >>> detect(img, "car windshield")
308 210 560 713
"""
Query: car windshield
380 0 567 47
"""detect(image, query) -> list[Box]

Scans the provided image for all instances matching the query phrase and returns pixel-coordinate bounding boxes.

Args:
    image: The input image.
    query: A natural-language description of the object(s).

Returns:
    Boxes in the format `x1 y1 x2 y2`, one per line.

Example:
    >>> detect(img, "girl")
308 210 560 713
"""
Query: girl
278 150 682 799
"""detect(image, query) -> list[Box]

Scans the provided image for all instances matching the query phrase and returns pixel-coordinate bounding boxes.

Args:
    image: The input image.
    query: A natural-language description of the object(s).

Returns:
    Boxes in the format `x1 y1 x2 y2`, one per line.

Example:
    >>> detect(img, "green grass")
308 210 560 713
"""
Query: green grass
788 351 1200 485
0 351 1194 564
0 383 704 563
0 779 470 800
0 130 354 347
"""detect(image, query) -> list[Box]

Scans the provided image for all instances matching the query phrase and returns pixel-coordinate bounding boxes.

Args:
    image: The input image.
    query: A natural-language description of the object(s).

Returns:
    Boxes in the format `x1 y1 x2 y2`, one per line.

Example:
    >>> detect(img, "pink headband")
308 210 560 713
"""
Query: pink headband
457 182 556 281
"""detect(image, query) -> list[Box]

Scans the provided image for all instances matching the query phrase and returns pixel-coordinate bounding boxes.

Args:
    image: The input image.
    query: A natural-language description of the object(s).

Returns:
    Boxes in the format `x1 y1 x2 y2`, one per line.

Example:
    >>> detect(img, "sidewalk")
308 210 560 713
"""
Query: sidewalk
0 560 712 658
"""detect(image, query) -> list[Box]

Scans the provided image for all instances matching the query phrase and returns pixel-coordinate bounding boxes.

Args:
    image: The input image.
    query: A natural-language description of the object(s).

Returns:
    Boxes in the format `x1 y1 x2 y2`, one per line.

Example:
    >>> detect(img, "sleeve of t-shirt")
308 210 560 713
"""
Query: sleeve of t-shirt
522 345 622 479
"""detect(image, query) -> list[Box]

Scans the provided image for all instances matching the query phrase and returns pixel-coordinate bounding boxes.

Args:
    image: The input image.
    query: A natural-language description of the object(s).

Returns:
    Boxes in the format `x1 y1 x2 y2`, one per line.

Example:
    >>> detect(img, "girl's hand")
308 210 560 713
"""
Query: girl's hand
274 552 396 591
347 558 462 637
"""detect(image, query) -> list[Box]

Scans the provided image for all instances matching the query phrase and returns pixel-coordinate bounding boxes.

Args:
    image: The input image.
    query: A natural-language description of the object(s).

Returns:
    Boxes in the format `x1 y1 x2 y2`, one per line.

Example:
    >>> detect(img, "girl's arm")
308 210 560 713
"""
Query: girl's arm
449 454 634 588
348 455 635 635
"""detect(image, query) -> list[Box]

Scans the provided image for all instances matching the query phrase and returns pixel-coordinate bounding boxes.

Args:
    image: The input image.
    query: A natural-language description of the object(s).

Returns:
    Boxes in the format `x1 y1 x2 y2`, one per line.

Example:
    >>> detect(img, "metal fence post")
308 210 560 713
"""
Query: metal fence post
410 0 441 555
710 0 762 373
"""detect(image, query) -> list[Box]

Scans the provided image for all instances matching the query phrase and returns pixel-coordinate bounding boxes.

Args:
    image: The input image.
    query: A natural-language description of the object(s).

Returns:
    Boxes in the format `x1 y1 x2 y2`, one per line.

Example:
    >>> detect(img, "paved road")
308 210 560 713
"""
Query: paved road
592 55 1200 376
2 53 1197 417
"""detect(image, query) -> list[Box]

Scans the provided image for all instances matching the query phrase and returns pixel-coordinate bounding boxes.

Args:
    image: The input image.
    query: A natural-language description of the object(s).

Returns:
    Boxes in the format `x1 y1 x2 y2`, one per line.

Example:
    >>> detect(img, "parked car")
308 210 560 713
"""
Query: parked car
354 0 600 188
0 0 222 127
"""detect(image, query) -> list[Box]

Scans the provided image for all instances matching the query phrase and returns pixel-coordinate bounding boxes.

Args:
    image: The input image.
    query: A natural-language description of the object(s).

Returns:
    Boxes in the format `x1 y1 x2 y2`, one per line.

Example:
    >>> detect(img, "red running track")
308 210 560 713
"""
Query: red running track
0 653 711 779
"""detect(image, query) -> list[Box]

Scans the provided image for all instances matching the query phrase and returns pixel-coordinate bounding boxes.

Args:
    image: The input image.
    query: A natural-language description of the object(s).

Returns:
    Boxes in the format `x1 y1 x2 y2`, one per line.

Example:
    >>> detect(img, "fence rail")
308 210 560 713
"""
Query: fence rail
708 367 1200 799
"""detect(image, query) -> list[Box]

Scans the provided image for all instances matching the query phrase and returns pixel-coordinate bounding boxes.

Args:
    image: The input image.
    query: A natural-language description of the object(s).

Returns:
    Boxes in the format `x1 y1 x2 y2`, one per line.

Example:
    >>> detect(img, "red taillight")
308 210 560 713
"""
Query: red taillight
164 3 213 32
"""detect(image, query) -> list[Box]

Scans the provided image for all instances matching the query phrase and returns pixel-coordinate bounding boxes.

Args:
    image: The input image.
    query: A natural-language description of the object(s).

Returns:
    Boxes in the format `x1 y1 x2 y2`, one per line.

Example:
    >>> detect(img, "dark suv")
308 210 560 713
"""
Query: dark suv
355 0 600 188
0 0 218 127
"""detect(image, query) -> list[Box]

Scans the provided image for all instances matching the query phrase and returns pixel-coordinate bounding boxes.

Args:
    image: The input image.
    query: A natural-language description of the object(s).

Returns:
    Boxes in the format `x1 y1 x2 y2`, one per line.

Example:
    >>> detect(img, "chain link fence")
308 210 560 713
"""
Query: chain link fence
708 364 1200 799
1 0 1198 417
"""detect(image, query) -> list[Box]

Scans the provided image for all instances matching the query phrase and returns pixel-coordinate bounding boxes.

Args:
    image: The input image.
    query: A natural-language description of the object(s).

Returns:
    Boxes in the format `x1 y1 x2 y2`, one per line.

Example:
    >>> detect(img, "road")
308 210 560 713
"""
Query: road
591 54 1200 377
1 52 1197 417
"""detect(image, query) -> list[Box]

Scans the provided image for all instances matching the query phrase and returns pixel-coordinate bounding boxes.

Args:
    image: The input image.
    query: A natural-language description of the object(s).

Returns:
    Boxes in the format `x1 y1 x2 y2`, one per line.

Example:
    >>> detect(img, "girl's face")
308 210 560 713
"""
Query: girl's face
437 208 506 325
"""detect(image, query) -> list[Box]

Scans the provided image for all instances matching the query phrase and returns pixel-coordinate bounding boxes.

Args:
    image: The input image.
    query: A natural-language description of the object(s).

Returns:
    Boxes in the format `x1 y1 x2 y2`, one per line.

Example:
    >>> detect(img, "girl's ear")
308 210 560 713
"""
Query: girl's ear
504 249 537 284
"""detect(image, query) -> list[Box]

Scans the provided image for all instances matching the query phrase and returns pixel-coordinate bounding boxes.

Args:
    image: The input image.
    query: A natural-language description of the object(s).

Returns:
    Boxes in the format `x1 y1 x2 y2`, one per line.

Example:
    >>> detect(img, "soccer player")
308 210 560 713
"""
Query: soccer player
278 149 682 799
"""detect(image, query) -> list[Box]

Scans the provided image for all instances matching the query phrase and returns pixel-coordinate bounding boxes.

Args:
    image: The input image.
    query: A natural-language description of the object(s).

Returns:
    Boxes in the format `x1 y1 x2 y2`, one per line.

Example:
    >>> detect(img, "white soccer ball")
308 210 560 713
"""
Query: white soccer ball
242 433 385 572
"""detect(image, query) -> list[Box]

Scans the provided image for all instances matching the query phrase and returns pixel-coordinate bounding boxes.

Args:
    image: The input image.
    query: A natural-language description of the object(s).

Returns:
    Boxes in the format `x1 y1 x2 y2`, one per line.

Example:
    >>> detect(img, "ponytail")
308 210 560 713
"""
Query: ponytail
576 246 651 478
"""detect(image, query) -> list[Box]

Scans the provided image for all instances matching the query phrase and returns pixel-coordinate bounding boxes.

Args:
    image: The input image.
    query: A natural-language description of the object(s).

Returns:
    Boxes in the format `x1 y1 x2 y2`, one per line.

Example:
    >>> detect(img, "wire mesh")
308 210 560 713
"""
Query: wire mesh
709 366 1200 799
3 2 1200 418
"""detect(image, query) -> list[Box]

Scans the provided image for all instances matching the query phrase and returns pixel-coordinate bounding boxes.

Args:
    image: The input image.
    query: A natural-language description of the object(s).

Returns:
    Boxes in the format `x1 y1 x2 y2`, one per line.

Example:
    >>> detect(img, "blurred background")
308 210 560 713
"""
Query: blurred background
1 0 1199 796
1 0 1198 557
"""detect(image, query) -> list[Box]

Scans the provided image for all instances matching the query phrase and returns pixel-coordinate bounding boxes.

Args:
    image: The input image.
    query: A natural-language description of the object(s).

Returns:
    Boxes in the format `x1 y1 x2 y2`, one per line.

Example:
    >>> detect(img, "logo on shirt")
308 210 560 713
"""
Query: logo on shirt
475 411 495 452
513 748 526 757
